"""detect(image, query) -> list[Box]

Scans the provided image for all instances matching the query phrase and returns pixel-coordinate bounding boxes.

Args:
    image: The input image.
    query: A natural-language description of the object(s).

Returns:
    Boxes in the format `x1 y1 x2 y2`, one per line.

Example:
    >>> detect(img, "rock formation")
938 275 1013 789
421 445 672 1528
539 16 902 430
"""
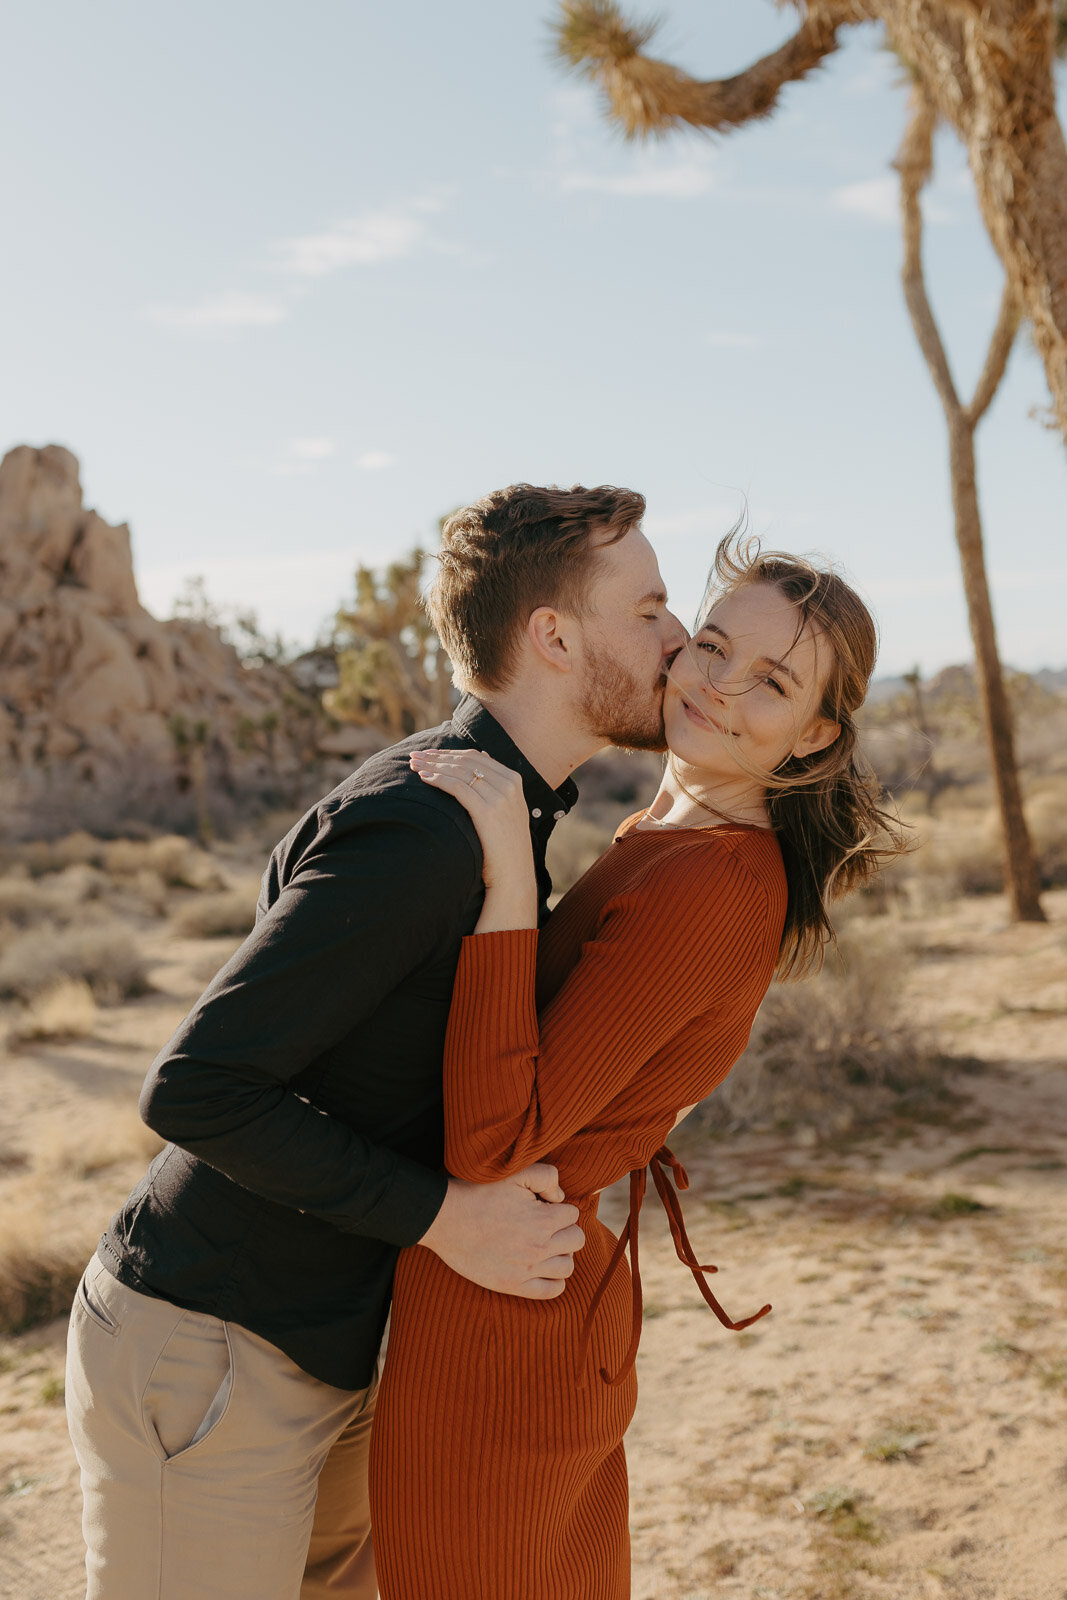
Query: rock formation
0 444 326 836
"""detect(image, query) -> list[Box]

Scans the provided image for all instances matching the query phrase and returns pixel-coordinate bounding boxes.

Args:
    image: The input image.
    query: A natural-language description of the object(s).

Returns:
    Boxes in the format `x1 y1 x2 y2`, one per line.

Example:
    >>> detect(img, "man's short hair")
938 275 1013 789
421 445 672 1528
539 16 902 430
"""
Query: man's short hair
427 483 645 692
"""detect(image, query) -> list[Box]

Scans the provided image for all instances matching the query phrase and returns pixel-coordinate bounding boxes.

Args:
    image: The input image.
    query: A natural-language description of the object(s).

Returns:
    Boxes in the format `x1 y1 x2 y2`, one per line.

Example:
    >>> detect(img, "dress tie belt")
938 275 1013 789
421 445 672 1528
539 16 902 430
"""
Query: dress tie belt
576 1146 773 1387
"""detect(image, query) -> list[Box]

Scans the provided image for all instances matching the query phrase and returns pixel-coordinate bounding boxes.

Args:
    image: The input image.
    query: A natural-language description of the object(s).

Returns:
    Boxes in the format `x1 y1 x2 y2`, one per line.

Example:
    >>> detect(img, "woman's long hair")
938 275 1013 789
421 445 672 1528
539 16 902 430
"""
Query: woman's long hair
682 533 909 979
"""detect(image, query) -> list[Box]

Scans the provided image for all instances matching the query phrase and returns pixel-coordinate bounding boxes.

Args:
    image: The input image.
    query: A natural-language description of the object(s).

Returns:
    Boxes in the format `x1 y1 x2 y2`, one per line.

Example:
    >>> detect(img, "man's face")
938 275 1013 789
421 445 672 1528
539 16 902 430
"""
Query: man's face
572 527 687 751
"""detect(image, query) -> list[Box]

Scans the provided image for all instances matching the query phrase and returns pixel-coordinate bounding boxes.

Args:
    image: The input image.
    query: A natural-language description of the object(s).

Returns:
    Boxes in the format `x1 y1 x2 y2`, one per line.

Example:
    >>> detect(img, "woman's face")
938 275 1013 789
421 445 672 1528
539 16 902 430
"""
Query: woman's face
664 582 840 782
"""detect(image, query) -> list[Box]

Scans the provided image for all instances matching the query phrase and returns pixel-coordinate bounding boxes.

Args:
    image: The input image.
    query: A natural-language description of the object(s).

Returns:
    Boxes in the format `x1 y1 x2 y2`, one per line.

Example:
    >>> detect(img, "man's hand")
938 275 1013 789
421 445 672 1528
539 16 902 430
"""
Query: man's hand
419 1163 584 1299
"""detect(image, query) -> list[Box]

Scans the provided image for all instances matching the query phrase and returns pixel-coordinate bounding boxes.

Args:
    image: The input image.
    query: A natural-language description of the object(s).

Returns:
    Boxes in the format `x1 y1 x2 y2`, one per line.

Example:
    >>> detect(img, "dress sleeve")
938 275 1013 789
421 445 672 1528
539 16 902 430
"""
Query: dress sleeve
442 845 770 1183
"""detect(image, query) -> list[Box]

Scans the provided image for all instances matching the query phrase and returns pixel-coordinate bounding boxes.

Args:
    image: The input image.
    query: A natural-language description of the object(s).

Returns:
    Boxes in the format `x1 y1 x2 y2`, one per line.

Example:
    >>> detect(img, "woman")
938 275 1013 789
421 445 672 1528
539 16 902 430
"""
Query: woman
370 537 901 1599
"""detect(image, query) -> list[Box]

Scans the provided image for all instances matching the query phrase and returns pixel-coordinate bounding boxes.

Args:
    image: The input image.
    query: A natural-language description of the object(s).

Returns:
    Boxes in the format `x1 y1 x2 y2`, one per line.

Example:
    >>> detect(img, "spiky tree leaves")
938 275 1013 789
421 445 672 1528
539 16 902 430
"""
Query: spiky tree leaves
555 0 1067 443
555 0 1055 919
327 549 454 741
556 0 846 135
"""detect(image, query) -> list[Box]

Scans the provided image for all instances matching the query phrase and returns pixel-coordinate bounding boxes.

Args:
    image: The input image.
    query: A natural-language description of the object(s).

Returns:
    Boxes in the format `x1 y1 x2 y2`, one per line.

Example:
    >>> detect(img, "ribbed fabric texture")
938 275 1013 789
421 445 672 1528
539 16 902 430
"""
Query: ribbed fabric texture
370 821 787 1599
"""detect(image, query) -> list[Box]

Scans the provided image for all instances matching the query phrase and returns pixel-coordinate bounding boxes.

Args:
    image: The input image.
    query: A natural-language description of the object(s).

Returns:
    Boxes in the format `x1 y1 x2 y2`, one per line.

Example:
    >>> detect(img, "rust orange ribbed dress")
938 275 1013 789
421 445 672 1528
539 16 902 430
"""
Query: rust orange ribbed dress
370 818 787 1599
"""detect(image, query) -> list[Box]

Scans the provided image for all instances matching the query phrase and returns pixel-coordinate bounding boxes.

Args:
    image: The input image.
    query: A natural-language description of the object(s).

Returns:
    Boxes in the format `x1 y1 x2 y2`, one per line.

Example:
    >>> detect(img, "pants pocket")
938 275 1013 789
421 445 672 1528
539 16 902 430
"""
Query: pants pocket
142 1311 234 1461
72 1261 121 1338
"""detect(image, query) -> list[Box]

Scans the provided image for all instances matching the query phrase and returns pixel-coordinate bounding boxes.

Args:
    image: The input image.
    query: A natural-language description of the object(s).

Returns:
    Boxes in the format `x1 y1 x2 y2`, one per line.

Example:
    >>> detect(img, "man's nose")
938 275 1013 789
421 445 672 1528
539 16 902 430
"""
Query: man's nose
661 609 688 657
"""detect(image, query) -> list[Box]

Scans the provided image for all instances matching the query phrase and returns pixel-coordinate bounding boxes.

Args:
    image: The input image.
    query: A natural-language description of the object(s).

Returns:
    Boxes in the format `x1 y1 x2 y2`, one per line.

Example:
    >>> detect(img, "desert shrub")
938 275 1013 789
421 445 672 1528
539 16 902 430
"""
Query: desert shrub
30 1103 163 1178
0 1240 86 1335
9 830 222 892
0 1191 90 1334
546 815 616 901
5 977 98 1045
16 830 107 876
171 888 258 939
103 834 222 890
0 876 59 927
0 864 107 928
1027 780 1067 888
884 778 1067 907
696 922 941 1138
0 921 150 1003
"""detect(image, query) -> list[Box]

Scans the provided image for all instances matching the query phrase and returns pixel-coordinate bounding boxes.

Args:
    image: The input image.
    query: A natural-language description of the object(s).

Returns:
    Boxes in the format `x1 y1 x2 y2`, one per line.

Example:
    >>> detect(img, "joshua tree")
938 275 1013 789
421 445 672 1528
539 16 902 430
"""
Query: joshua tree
327 549 454 740
895 89 1044 916
557 1 1067 440
556 0 1059 920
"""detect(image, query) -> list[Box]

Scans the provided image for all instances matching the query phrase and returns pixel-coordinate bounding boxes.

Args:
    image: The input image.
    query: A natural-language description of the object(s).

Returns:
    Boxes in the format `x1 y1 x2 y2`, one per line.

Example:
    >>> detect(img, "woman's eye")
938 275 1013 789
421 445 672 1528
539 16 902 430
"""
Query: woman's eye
764 677 786 696
696 640 723 656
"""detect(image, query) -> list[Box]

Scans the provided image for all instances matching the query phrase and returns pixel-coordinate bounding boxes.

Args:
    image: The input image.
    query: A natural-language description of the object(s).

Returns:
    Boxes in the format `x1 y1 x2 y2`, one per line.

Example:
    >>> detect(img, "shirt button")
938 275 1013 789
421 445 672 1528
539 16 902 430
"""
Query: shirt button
553 810 565 821
531 808 542 819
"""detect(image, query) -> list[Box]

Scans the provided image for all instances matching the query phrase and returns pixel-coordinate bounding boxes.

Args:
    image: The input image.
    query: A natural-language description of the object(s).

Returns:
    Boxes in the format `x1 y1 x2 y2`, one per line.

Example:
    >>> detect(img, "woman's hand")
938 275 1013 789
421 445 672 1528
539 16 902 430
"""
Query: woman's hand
410 749 539 932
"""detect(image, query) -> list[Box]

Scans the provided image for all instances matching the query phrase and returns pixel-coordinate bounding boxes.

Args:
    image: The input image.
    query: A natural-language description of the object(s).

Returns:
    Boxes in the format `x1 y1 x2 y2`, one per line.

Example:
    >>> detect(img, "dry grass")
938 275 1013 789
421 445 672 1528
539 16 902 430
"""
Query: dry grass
0 921 150 1004
4 978 98 1046
0 1106 165 1335
170 887 257 939
0 1189 90 1336
698 921 944 1139
28 1103 163 1180
9 831 221 890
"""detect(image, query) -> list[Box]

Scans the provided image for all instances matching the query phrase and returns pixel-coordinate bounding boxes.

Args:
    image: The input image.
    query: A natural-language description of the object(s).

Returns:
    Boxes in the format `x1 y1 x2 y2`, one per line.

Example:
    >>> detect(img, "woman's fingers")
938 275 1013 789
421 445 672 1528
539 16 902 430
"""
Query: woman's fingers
410 748 513 781
412 765 490 817
410 749 523 801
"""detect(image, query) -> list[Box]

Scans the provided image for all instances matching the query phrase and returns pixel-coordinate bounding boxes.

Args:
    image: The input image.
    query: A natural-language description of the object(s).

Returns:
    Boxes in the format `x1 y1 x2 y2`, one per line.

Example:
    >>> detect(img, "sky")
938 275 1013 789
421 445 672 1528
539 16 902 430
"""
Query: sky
2 0 1064 676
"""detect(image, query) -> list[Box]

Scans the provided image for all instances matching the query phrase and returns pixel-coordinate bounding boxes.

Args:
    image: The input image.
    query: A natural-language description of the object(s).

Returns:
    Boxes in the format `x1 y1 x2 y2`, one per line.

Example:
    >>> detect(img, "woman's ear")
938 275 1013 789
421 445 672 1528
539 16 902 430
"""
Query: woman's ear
793 715 840 759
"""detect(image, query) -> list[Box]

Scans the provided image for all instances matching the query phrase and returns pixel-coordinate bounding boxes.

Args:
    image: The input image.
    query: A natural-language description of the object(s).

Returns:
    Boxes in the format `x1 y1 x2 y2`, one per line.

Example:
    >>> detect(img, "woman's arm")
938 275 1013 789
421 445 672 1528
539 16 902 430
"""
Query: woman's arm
410 747 539 933
412 745 772 1186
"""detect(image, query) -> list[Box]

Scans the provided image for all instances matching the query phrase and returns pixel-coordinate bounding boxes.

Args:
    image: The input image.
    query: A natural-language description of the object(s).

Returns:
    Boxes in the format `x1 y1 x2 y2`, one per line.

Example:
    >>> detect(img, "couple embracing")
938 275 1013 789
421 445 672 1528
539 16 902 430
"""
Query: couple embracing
65 483 895 1599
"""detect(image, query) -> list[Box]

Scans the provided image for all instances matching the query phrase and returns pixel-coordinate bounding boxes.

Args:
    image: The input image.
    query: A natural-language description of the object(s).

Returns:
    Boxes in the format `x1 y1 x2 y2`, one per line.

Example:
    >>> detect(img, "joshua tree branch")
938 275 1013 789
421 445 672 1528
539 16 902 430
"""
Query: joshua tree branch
554 0 848 138
894 92 960 418
965 282 1020 428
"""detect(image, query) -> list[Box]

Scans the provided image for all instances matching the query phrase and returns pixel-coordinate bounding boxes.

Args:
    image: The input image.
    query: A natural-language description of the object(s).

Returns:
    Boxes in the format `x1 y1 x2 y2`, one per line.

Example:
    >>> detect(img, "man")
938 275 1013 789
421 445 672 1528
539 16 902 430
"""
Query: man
65 482 685 1600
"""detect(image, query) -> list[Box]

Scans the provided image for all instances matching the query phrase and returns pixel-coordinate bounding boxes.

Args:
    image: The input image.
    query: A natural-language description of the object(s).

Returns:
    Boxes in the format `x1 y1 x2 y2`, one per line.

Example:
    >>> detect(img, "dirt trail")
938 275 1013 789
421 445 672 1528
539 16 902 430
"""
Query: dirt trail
1 893 1064 1600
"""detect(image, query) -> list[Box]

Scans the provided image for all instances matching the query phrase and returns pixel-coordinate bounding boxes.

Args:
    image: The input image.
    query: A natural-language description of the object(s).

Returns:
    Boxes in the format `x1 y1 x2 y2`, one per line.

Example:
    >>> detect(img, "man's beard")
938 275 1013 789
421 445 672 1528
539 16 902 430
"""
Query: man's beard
578 640 668 753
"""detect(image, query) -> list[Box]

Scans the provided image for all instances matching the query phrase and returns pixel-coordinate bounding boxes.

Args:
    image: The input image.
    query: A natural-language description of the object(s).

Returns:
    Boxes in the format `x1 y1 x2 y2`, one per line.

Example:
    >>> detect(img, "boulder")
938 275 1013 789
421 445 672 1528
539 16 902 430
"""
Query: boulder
0 444 325 835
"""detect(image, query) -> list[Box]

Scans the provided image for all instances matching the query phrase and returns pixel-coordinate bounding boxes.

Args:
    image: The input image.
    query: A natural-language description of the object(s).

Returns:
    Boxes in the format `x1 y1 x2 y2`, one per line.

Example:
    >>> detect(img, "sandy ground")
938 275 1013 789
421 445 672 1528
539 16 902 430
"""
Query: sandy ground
0 890 1064 1600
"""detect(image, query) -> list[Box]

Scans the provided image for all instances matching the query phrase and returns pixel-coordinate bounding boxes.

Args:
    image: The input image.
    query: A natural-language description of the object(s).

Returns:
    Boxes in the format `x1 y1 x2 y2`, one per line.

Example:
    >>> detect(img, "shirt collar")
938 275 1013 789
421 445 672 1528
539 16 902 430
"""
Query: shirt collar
451 695 579 827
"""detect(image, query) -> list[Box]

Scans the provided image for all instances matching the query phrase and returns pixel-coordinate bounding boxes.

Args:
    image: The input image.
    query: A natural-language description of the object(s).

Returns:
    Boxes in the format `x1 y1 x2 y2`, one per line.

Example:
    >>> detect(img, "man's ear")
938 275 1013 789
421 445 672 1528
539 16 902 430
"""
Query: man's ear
526 606 578 674
793 716 840 759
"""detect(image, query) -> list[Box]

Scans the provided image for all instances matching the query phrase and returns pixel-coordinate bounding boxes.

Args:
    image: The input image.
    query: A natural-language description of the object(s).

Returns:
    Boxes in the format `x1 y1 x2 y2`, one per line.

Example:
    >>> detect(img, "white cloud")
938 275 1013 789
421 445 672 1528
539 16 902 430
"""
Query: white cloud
356 450 397 471
832 174 955 226
289 437 335 461
147 192 456 335
271 437 336 476
145 292 288 328
832 175 899 224
560 152 716 199
273 194 448 278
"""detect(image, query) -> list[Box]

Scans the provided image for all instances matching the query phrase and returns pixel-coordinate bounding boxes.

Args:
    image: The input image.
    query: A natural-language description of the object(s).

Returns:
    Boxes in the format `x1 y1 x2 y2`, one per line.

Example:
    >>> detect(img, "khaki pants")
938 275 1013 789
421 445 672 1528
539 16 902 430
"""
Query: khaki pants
66 1256 377 1600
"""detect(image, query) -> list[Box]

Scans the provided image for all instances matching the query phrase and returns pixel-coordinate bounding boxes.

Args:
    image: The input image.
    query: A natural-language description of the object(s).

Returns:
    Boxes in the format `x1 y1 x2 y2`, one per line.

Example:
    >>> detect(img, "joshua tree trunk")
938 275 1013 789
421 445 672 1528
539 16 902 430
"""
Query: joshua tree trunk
881 1 1067 443
556 0 1067 442
896 94 1045 921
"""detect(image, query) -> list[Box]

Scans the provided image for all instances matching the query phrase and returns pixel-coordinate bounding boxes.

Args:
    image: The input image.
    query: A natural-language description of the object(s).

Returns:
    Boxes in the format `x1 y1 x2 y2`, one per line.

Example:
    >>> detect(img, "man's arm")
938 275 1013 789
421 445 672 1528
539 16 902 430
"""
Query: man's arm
140 798 583 1291
141 802 478 1245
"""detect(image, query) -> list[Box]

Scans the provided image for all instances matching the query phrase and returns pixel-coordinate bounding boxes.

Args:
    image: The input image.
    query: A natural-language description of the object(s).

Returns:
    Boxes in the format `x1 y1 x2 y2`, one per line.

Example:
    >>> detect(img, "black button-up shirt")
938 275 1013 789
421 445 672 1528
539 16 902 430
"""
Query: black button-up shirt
98 697 577 1390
